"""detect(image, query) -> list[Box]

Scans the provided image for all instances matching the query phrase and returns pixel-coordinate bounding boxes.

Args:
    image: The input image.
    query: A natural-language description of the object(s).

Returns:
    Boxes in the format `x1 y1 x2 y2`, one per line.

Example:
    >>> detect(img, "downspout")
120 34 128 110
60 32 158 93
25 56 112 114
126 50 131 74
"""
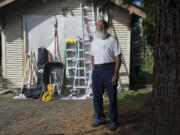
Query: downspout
0 10 6 79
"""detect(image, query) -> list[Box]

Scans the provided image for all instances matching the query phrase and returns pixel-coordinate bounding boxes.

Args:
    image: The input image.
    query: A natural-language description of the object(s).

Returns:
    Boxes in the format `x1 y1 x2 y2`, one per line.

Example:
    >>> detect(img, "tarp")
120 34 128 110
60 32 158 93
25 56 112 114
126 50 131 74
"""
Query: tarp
23 15 83 62
22 15 94 99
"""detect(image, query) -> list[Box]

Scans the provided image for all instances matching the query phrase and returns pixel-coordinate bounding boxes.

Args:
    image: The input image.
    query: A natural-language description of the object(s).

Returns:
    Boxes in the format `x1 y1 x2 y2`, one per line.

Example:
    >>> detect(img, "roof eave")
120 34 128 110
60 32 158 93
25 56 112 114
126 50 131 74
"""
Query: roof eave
0 0 15 8
0 0 146 18
110 0 146 18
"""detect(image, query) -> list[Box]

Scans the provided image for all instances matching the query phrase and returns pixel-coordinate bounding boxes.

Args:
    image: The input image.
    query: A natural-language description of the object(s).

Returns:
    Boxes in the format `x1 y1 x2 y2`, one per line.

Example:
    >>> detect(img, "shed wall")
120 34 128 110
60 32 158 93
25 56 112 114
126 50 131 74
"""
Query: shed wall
2 0 130 89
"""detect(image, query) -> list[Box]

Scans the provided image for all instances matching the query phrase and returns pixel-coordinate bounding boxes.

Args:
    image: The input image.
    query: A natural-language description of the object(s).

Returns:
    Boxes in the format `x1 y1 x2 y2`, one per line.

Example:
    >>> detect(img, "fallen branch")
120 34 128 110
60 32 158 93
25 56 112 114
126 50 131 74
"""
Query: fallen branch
0 89 13 95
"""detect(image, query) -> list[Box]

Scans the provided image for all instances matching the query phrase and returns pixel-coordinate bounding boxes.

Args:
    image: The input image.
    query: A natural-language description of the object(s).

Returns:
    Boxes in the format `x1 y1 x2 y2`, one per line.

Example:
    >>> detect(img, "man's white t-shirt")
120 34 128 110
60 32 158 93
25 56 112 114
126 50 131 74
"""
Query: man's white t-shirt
90 36 121 64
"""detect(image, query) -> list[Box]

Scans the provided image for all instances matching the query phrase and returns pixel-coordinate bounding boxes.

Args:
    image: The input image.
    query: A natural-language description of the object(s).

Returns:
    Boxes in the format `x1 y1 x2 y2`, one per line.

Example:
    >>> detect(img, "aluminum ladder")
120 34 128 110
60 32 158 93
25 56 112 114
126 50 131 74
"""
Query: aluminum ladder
81 2 96 96
72 37 86 95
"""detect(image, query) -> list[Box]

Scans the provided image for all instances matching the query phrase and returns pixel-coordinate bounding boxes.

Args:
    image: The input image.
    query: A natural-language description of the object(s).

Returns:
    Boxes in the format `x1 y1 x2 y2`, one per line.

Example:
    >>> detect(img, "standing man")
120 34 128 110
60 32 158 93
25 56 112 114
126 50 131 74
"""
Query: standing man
90 20 121 131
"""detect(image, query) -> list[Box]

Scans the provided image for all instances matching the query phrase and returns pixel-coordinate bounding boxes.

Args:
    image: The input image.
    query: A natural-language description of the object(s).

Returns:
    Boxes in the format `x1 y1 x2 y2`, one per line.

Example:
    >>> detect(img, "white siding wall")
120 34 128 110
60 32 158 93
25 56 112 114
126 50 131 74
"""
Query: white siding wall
2 0 130 89
3 0 83 88
110 8 131 89
2 12 23 88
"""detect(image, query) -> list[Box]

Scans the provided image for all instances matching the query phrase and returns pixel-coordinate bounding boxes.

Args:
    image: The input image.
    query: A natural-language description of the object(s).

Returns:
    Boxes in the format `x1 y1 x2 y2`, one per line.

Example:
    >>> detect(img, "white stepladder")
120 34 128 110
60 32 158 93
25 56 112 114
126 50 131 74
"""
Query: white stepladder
64 39 77 94
81 2 96 97
72 37 86 95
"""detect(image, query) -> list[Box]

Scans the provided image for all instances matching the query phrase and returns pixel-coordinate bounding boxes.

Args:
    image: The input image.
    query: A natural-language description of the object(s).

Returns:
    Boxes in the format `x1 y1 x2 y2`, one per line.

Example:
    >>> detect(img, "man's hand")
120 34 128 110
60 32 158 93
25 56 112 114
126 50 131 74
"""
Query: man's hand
111 75 118 86
111 54 121 86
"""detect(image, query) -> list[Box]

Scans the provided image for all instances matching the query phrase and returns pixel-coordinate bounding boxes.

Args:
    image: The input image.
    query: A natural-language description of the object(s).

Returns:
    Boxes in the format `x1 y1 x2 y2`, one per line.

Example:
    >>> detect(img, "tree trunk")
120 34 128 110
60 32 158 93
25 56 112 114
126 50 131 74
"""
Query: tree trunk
153 0 180 135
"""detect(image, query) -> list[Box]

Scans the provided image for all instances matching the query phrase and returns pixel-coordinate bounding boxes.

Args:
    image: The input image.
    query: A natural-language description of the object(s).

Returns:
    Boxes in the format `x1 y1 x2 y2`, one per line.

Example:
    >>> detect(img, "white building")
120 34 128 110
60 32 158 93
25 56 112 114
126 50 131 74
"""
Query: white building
0 0 146 90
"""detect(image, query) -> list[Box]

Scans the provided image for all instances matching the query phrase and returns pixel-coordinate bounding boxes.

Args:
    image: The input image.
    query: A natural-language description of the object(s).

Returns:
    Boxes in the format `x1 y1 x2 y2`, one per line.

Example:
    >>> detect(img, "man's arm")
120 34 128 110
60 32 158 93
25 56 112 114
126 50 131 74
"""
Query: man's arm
91 56 94 70
111 54 121 86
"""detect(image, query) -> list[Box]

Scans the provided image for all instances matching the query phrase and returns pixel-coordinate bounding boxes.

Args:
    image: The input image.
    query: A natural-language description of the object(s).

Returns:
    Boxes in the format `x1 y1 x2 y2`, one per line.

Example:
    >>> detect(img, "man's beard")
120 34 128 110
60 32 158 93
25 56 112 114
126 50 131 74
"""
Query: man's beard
96 31 108 40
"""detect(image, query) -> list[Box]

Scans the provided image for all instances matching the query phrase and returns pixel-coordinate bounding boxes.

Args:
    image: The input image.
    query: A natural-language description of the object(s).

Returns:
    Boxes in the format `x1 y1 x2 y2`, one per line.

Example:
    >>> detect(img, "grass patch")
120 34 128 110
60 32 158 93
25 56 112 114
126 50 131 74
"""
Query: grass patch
141 55 154 74
104 88 152 110
118 89 152 109
131 47 154 89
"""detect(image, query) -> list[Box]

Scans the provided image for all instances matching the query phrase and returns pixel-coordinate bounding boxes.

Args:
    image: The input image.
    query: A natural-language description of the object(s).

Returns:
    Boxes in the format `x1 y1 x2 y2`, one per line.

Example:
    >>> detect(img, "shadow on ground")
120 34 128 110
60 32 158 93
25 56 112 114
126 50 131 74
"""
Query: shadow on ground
103 89 152 135
130 70 153 90
0 89 152 135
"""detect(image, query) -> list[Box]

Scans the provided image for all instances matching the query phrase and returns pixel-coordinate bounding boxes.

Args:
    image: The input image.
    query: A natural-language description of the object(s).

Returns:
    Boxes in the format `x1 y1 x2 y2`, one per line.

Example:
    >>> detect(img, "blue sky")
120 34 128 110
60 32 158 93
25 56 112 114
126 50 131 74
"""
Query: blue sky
135 1 142 7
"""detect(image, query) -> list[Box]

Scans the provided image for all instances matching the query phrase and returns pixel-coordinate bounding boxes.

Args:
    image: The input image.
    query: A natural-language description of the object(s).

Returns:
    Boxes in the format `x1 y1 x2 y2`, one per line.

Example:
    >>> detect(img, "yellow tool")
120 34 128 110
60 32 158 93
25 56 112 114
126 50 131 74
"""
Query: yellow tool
65 39 77 43
41 84 55 102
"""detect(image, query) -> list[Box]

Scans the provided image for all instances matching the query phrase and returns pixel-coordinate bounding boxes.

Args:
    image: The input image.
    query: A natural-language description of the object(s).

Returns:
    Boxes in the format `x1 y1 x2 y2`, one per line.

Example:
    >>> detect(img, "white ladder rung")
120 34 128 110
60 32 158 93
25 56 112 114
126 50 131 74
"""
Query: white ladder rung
77 58 85 60
85 61 90 64
74 86 86 89
81 7 90 10
66 49 76 52
85 51 90 54
78 49 84 51
81 5 92 10
67 58 76 60
84 41 92 44
75 76 86 79
67 67 76 69
85 71 90 74
85 32 94 34
76 67 85 70
84 24 94 27
77 39 83 42
84 43 92 46
66 76 74 78
66 85 73 88
83 16 94 20
84 34 94 37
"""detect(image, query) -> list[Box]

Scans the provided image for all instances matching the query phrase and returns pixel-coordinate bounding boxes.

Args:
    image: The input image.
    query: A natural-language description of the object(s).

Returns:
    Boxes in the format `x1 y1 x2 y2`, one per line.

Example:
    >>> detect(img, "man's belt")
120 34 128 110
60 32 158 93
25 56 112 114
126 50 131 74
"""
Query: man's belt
94 62 115 67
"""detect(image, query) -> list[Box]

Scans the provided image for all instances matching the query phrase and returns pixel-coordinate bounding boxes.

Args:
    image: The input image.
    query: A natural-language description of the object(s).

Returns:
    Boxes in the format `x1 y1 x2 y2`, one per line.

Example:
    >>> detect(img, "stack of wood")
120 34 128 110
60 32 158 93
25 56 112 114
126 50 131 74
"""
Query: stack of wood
21 52 38 92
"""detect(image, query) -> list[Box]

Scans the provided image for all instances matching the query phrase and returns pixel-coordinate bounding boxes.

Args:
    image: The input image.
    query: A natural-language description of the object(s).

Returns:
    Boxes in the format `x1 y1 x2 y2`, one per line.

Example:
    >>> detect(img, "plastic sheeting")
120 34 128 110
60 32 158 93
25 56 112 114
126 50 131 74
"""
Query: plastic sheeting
23 15 83 62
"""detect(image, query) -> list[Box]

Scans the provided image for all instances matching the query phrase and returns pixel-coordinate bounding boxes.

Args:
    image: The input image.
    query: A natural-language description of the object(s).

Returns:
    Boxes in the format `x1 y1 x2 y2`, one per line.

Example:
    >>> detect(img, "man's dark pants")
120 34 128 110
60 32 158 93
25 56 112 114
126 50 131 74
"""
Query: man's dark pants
92 64 118 124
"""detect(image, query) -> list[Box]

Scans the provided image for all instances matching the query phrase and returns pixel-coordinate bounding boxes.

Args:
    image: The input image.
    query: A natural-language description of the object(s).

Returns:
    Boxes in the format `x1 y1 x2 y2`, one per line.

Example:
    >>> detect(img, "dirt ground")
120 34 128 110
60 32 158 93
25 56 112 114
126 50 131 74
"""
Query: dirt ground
0 92 152 135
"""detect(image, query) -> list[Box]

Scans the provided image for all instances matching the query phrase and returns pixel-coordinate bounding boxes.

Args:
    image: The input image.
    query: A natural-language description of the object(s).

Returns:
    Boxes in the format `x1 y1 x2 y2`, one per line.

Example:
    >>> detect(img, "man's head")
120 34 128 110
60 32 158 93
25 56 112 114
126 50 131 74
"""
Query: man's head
96 20 108 32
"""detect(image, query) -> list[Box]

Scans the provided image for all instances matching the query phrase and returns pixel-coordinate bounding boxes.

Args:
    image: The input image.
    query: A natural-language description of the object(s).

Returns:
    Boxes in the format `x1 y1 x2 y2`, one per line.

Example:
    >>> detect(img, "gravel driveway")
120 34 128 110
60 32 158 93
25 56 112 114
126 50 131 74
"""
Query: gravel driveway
0 93 151 135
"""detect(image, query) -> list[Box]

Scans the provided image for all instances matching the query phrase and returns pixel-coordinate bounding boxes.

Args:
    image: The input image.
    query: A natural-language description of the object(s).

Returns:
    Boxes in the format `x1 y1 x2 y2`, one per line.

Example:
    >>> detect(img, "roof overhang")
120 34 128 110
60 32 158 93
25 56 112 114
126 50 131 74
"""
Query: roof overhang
110 0 146 18
0 0 15 8
0 0 146 18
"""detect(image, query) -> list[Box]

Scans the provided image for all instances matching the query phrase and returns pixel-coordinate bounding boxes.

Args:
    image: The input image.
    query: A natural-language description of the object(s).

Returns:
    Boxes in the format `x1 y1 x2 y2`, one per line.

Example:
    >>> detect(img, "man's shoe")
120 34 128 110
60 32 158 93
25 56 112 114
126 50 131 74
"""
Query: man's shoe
91 121 105 127
109 123 117 131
